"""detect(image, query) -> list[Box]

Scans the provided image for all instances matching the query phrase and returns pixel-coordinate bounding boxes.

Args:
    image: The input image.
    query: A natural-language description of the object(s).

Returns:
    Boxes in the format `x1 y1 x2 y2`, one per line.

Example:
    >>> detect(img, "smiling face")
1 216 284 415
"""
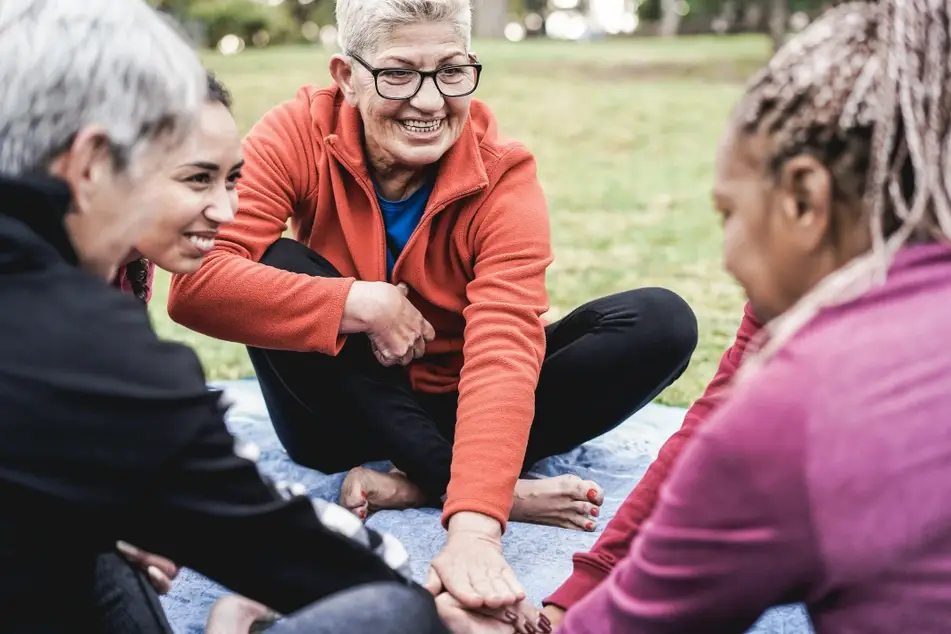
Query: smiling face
331 21 473 172
133 100 243 274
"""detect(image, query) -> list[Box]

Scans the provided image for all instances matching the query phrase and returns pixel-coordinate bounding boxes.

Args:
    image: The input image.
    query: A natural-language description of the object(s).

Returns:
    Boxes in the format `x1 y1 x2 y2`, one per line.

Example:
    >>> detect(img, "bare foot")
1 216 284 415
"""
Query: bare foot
510 474 603 531
340 466 428 520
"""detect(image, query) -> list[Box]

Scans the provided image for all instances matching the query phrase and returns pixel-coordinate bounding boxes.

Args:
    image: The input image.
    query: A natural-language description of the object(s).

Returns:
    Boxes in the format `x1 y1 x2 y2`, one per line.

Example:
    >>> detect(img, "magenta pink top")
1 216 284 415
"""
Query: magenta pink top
560 242 951 634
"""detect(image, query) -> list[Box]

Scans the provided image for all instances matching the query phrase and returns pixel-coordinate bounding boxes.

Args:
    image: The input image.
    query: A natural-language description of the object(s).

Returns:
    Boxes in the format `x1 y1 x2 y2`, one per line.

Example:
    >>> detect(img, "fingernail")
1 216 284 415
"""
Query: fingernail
147 566 164 583
526 624 537 634
585 521 595 531
539 614 551 627
587 488 598 502
590 507 599 517
504 610 518 623
539 621 552 633
115 541 139 557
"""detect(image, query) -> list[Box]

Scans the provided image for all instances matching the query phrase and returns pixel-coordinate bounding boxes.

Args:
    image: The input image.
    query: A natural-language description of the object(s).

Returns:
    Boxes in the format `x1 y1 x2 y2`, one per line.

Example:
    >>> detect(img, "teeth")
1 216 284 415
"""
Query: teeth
188 235 214 250
402 119 442 132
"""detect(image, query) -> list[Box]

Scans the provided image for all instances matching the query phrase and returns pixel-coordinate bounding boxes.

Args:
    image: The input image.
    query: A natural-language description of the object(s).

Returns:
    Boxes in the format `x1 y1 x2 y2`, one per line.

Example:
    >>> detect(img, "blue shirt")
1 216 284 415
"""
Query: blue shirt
376 180 433 278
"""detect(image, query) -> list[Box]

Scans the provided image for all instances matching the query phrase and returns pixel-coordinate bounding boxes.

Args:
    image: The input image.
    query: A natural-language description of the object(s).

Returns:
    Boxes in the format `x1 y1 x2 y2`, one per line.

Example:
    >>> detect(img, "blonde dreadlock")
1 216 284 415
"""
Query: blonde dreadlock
732 0 951 384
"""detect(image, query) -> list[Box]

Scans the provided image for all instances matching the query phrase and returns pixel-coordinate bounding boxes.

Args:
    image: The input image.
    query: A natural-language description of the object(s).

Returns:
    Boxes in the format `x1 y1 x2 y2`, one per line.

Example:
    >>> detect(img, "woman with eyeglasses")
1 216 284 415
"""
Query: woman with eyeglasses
167 0 697 619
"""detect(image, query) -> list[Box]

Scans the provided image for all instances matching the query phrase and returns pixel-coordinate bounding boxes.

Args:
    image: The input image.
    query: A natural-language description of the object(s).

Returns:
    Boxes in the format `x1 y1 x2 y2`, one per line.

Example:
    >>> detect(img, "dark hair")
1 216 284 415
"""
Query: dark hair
732 0 951 381
206 70 233 110
124 70 234 301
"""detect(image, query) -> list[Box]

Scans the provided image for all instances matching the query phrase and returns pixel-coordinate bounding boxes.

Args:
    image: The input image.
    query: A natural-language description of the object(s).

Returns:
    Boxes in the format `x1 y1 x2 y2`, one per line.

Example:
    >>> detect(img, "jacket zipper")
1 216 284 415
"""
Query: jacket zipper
327 140 485 283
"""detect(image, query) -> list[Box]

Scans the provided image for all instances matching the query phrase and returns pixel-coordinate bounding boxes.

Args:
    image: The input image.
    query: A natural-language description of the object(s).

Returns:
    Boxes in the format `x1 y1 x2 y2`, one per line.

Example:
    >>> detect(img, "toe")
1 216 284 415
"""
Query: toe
561 476 603 506
340 468 369 510
570 500 600 519
567 511 597 532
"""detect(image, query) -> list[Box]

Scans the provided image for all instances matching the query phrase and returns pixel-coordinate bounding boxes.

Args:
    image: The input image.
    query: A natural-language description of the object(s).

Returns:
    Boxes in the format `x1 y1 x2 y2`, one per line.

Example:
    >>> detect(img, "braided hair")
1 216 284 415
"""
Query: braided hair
122 70 233 301
732 0 951 383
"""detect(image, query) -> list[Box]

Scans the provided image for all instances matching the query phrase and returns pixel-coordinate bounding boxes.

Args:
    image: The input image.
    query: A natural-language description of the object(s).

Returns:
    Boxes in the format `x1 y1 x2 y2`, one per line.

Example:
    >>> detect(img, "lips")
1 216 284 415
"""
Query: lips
400 119 443 133
184 233 216 254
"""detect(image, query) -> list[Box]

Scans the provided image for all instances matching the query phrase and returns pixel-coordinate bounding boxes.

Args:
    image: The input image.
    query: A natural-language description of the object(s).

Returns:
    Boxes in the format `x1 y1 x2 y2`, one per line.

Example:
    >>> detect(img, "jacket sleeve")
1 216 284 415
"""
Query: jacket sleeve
124 396 415 614
441 148 553 530
167 89 354 355
9 289 412 615
558 354 819 634
545 302 763 609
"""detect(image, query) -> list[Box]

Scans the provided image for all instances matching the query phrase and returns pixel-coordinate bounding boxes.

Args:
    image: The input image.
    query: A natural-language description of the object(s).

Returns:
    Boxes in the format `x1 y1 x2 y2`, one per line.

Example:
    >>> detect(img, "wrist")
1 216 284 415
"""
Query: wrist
541 604 566 628
341 281 378 334
447 511 503 539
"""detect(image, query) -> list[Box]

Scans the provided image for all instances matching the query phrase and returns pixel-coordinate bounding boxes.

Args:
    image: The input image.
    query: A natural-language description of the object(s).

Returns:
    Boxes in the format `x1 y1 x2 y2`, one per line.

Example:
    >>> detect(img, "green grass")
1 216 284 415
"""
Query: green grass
150 35 771 407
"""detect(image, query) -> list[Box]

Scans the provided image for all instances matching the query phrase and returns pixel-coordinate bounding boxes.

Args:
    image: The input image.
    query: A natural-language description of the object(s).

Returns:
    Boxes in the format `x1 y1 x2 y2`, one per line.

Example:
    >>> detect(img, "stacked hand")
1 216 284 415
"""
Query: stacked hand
425 513 553 634
343 281 435 366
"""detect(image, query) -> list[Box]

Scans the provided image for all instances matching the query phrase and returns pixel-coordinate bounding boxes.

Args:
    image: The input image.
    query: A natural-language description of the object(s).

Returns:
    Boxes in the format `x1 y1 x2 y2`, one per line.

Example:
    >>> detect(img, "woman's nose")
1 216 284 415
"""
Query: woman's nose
205 186 236 225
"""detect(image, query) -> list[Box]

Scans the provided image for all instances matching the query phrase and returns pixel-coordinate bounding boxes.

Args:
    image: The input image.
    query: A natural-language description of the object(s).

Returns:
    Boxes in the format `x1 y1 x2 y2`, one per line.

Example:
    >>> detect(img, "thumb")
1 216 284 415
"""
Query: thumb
396 282 409 296
423 566 443 596
423 320 436 343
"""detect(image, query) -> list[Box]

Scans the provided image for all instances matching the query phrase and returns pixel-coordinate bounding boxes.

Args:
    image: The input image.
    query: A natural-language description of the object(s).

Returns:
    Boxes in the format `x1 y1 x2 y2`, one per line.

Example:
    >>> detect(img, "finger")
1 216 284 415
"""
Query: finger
115 540 142 561
470 573 502 608
396 282 409 296
423 567 443 596
399 348 415 366
422 319 436 342
500 566 527 602
413 336 426 359
487 570 519 608
144 554 178 580
441 564 484 609
147 565 173 594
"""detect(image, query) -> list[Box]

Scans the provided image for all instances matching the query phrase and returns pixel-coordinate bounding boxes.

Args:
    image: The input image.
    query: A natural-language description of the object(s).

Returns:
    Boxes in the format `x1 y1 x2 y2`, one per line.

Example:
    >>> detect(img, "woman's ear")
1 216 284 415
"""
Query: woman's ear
776 154 833 252
329 54 358 105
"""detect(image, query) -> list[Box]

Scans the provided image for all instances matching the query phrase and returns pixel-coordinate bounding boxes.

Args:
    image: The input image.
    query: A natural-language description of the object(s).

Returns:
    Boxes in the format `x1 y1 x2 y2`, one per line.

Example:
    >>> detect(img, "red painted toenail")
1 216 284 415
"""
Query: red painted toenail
591 507 599 517
585 521 594 530
587 489 598 502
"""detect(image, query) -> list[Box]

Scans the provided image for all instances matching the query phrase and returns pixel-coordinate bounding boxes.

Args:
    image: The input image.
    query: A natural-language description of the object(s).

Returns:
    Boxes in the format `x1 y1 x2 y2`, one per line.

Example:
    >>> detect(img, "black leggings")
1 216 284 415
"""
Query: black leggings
250 239 698 500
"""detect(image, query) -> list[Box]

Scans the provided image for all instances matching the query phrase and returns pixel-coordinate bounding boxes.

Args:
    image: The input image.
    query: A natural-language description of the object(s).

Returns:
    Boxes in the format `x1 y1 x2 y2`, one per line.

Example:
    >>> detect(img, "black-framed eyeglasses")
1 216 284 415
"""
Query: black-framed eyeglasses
348 52 482 100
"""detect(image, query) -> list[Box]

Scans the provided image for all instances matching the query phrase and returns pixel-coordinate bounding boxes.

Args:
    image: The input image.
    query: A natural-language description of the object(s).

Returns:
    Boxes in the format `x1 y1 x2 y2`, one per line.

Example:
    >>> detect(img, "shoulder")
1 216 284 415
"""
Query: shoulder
246 84 341 146
694 348 817 481
469 99 537 178
3 268 209 405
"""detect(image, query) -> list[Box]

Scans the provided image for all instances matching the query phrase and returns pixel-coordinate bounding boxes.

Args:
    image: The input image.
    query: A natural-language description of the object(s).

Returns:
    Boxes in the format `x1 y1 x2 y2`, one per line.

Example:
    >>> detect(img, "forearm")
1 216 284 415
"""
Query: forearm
168 249 355 354
546 303 764 609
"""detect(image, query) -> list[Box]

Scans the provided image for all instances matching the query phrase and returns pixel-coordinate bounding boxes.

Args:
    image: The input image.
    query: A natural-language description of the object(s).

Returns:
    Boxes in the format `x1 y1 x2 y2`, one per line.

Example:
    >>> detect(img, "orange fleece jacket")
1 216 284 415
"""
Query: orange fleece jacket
167 85 553 530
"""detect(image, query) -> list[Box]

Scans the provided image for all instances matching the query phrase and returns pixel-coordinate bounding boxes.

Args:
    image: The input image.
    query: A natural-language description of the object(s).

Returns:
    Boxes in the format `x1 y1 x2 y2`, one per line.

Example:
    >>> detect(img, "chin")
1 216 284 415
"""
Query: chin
158 255 203 276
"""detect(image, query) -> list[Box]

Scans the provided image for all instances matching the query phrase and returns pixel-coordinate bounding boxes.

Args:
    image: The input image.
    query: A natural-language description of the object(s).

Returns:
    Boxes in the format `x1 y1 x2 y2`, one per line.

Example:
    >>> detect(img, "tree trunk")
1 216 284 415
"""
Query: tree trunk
472 0 508 38
659 0 682 37
768 0 788 52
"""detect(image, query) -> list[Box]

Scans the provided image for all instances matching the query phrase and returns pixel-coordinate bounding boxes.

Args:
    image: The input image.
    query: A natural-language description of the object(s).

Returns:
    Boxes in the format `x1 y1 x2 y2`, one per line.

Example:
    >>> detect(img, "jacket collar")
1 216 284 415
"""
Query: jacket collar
322 86 489 209
0 173 78 266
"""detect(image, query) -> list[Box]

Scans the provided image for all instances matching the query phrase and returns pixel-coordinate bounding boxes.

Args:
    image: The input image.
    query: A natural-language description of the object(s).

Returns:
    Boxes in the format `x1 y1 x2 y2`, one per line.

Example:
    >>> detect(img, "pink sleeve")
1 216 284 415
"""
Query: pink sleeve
545 303 763 609
559 357 820 634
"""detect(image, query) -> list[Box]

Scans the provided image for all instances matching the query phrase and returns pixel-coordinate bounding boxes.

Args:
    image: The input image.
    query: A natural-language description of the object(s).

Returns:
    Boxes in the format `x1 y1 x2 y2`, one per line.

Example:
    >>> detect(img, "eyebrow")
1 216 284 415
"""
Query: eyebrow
384 53 467 66
182 159 245 172
183 161 220 171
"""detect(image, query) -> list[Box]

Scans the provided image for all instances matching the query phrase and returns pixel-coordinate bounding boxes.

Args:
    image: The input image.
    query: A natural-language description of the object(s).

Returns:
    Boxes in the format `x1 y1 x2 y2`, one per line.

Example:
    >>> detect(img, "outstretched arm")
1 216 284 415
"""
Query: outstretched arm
544 303 762 615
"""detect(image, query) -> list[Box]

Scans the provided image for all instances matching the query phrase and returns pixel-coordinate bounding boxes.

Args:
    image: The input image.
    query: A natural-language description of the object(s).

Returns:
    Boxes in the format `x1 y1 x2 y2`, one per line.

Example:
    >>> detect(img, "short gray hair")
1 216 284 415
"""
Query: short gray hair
0 0 207 177
335 0 472 58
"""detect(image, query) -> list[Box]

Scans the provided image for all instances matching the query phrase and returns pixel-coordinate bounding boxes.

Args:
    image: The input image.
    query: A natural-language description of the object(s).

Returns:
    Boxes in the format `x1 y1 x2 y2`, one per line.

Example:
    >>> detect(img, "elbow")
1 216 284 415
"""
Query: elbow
166 273 203 329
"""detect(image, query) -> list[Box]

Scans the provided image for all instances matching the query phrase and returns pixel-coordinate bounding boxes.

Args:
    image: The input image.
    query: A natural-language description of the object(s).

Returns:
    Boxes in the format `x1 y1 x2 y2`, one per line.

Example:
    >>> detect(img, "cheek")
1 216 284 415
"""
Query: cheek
446 97 471 124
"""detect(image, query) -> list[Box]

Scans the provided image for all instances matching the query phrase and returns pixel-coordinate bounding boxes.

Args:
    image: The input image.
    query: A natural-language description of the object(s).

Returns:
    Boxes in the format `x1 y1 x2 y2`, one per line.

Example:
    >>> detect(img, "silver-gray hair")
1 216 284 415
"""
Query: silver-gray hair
0 0 207 177
335 0 472 58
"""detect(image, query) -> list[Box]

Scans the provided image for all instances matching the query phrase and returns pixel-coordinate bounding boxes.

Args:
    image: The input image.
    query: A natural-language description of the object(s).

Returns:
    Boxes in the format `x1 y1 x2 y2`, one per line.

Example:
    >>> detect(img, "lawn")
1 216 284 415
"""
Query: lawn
149 35 772 408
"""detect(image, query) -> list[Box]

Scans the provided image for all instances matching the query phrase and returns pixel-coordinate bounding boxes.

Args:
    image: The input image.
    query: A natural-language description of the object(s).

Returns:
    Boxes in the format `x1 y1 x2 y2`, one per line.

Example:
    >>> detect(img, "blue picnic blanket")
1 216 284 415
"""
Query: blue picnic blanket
162 379 812 634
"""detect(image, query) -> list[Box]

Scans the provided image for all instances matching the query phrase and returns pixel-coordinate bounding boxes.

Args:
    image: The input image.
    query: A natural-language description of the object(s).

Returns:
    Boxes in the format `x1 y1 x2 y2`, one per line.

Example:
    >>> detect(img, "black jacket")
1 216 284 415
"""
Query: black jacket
0 175 411 632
